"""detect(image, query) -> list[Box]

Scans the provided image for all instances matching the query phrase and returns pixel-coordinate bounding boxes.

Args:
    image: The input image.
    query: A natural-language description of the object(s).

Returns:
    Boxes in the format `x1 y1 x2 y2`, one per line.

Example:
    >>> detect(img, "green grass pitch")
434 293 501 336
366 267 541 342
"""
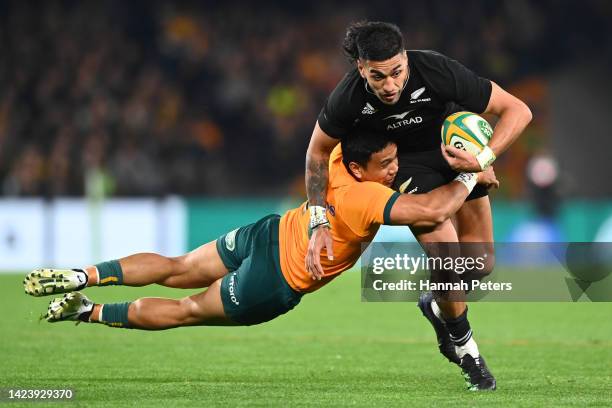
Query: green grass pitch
1 272 611 407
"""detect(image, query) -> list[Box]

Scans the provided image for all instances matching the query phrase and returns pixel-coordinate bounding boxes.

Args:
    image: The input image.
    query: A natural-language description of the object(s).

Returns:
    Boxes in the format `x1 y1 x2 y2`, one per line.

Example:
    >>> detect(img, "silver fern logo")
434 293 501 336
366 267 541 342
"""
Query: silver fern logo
410 87 426 99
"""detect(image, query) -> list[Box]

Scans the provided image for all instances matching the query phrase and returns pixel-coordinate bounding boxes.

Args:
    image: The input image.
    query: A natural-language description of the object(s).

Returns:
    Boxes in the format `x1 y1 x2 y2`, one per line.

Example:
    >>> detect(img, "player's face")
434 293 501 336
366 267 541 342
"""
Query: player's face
357 52 409 105
356 143 399 187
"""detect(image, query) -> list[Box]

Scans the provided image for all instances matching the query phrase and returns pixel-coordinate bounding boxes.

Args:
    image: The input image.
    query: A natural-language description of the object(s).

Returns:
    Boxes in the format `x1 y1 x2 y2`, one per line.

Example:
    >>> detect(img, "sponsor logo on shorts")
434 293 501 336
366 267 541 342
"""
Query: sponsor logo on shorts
225 228 238 251
228 272 239 305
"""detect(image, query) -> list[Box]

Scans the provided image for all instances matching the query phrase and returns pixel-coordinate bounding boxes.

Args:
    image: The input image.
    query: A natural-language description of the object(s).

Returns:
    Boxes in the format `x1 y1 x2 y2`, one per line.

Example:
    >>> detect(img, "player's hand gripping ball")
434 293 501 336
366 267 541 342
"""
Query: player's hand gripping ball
441 111 493 156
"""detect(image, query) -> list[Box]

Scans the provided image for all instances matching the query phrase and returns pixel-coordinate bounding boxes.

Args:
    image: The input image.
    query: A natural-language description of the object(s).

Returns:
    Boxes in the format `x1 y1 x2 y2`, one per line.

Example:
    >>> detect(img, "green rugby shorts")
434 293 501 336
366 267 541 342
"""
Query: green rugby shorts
216 214 303 325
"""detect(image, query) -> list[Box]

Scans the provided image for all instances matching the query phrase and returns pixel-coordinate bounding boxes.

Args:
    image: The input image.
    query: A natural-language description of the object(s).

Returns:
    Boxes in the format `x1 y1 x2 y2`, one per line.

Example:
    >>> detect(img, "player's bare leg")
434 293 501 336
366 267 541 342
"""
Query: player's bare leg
411 218 466 318
25 241 229 296
453 195 495 271
412 219 462 364
412 212 496 390
41 277 238 329
412 197 495 317
449 195 496 390
90 241 229 288
127 279 236 328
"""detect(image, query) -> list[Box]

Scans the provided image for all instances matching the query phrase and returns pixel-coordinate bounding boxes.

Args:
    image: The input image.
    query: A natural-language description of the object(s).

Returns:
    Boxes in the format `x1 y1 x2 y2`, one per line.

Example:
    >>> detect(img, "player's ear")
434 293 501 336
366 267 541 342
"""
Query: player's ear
348 162 363 180
357 59 366 79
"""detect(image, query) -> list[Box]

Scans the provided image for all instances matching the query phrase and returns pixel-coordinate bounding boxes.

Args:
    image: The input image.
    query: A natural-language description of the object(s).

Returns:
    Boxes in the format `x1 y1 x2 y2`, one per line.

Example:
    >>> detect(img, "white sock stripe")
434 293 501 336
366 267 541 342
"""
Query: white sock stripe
453 329 472 344
451 329 473 345
460 329 473 344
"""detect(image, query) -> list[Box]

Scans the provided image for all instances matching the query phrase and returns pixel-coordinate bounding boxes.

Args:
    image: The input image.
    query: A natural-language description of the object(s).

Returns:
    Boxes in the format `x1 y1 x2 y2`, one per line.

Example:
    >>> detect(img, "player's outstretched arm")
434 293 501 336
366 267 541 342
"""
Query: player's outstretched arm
389 167 498 228
306 122 339 207
305 122 339 280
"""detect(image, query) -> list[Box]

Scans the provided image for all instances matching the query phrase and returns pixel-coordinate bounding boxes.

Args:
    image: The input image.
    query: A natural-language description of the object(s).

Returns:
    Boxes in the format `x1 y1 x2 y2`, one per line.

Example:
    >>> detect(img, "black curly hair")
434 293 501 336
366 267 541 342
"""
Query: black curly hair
341 130 394 171
342 20 404 63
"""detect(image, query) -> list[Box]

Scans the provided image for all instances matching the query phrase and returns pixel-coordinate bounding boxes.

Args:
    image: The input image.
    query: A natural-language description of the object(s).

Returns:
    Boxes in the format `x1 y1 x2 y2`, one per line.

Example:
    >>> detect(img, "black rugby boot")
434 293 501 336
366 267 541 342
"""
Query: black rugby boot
459 354 497 391
417 291 460 365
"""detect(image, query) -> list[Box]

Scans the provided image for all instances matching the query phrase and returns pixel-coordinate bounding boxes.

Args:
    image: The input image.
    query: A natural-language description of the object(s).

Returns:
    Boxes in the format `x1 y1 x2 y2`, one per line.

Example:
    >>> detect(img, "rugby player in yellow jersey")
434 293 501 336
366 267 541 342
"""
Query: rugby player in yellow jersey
24 132 496 386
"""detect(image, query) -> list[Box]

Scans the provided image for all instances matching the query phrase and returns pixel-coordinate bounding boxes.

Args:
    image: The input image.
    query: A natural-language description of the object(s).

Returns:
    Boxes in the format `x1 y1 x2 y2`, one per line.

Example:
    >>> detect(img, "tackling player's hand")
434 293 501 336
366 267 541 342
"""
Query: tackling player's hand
477 166 500 189
441 143 482 172
306 226 334 280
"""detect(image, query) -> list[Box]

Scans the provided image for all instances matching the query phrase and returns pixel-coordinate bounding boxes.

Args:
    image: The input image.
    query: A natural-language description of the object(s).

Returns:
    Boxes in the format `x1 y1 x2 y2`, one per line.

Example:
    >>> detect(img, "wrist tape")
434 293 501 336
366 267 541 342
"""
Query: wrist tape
476 146 496 170
454 172 478 193
309 205 330 230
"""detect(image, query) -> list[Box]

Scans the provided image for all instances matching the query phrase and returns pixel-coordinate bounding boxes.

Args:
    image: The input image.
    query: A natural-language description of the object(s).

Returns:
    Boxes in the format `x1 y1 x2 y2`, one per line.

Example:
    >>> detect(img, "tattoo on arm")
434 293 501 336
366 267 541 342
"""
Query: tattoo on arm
306 156 329 206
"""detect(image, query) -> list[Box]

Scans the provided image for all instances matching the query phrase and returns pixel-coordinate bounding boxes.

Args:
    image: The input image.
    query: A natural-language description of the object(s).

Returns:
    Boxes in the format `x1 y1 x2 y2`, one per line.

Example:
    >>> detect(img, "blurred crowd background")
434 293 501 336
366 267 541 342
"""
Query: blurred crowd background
1 0 611 198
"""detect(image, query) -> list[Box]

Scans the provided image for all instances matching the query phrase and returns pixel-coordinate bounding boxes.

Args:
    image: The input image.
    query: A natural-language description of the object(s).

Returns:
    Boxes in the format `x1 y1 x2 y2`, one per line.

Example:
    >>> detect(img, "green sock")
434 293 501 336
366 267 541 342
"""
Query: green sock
100 302 132 328
95 260 123 286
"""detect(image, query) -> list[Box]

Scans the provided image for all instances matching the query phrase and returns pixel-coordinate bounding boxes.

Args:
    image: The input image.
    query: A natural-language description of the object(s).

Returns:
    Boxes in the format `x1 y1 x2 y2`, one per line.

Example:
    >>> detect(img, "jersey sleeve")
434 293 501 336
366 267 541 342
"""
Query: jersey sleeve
317 74 356 139
416 51 492 113
339 182 401 235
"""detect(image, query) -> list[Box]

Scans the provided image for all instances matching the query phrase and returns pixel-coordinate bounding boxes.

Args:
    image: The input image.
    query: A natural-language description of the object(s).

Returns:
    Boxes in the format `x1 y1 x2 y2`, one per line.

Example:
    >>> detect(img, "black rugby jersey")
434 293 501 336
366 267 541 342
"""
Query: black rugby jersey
317 50 492 154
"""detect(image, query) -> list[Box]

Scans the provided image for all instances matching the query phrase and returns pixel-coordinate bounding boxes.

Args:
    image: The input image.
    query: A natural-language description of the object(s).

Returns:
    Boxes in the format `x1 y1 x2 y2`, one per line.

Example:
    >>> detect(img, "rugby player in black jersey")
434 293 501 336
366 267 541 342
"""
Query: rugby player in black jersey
304 21 532 391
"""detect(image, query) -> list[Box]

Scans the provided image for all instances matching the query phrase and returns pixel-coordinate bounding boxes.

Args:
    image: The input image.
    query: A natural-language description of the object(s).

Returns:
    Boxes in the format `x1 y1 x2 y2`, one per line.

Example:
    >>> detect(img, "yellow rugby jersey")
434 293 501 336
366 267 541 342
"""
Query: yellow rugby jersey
278 145 400 293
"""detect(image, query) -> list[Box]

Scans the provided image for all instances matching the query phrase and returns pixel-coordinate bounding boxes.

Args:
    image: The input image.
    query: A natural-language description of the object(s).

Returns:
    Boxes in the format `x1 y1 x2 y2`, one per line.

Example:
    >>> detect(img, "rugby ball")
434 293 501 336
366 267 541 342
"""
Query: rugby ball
441 111 493 156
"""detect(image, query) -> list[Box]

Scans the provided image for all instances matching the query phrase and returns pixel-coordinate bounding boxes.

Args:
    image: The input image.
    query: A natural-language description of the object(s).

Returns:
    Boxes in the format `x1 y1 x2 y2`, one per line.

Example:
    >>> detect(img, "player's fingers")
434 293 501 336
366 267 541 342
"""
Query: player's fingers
306 244 319 280
441 145 460 168
318 240 327 279
440 143 452 160
313 255 324 280
308 262 317 280
308 254 316 279
306 249 318 280
444 144 465 158
325 232 334 261
485 177 499 189
310 262 319 280
305 255 314 279
486 168 499 188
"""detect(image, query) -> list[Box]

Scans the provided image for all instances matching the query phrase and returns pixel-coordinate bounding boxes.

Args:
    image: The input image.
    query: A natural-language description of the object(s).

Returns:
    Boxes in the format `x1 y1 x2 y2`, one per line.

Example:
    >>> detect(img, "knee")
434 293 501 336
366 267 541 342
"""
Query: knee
178 291 214 325
472 251 495 280
169 254 191 275
483 251 495 275
180 296 201 322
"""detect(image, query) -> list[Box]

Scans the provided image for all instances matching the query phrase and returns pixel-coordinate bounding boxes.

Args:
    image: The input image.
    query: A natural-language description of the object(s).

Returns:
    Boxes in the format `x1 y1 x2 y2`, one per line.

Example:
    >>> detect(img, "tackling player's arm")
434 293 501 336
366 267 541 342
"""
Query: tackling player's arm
305 122 339 279
389 166 499 227
306 122 339 207
306 71 357 279
444 81 533 172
